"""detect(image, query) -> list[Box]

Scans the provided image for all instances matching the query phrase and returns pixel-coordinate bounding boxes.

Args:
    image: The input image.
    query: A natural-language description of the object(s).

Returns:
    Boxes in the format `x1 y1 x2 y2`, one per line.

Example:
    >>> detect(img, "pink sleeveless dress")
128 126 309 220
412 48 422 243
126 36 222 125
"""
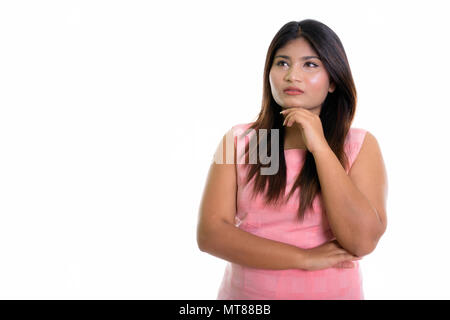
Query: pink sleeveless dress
216 122 368 300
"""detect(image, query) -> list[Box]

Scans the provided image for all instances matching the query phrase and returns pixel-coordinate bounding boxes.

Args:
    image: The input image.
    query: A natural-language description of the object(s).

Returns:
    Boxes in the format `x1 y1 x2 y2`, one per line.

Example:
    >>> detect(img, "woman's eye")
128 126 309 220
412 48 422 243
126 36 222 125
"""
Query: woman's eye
276 60 288 67
276 60 318 68
305 62 318 68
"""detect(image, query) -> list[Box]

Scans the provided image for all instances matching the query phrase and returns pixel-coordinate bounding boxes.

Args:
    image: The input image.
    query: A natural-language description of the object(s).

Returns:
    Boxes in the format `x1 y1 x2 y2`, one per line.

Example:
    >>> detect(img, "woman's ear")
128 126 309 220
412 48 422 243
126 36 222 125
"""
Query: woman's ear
329 81 336 93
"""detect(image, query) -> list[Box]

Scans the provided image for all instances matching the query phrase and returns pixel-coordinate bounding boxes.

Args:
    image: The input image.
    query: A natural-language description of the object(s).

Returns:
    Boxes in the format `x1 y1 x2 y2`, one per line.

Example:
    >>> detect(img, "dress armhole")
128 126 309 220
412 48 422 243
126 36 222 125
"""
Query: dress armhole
345 128 368 173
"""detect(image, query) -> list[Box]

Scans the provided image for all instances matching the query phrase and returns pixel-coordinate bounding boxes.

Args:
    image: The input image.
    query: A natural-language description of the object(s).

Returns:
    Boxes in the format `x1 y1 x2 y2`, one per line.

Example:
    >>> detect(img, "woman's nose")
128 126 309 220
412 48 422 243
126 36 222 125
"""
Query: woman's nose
285 66 304 82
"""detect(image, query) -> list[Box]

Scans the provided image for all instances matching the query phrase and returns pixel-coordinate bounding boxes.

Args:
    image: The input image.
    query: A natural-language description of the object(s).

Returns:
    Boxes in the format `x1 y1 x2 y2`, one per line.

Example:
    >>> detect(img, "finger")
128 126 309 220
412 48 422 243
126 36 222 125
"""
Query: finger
344 253 361 259
280 108 298 118
282 113 291 126
332 254 350 266
287 117 293 127
286 115 298 127
332 246 347 252
332 248 348 255
280 110 291 118
337 253 357 261
340 258 356 268
280 107 296 114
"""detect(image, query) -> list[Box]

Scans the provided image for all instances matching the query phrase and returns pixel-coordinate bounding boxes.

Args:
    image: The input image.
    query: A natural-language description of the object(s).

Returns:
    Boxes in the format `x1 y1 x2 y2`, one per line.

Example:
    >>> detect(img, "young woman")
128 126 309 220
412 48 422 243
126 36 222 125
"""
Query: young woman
197 19 388 300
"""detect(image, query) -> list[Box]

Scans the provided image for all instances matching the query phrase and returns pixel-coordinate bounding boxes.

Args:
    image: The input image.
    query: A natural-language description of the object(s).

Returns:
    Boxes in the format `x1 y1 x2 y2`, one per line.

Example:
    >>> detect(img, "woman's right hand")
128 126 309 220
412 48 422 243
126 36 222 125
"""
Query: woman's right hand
302 240 362 271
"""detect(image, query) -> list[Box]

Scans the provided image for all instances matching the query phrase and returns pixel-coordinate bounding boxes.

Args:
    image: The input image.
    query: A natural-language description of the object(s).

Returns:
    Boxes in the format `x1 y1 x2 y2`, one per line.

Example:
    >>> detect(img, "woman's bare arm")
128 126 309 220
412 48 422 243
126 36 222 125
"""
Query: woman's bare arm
198 218 309 270
197 129 308 270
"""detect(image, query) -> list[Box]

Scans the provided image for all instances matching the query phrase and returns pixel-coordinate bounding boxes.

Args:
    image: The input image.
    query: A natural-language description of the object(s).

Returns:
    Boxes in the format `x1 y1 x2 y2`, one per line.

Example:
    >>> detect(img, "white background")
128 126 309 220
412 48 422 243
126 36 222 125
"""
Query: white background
0 0 448 299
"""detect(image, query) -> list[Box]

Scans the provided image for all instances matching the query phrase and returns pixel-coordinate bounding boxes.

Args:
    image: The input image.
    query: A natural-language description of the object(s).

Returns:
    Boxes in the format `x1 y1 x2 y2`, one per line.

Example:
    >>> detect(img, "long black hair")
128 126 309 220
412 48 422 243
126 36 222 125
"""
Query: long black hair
238 19 357 223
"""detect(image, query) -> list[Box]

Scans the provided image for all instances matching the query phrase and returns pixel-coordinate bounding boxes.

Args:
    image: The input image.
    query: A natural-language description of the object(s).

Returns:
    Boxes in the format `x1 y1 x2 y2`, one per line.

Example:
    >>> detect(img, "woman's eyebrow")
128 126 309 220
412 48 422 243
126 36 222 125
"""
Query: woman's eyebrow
274 55 320 60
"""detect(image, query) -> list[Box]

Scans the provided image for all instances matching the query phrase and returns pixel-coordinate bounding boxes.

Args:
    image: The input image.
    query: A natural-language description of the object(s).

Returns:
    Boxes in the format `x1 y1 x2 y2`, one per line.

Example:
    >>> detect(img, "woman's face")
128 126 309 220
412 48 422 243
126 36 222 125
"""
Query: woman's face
269 37 335 113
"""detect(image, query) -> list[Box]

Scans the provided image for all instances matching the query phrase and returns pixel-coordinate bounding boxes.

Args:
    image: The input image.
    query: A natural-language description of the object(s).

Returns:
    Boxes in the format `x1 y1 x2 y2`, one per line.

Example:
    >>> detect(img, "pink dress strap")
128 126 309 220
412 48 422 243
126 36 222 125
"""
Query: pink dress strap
344 127 368 174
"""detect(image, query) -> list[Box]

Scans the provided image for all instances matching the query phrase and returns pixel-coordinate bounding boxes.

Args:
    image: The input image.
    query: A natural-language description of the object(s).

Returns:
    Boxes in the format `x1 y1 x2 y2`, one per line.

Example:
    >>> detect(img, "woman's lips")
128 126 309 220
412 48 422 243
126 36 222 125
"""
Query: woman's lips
284 90 304 95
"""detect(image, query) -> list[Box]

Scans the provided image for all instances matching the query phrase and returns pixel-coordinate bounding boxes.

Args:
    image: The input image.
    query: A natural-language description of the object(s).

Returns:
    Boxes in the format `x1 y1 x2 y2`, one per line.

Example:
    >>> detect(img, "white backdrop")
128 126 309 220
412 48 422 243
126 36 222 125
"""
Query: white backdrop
0 0 448 299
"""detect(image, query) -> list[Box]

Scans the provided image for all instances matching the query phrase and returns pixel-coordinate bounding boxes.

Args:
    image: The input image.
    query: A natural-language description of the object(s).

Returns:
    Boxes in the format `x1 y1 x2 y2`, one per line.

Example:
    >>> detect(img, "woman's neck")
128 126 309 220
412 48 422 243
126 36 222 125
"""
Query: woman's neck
283 125 306 149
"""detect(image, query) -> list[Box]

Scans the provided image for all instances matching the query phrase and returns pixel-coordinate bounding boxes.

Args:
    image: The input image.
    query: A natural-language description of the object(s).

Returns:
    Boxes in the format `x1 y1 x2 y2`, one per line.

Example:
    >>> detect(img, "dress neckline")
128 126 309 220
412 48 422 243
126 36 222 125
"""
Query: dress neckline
283 148 306 163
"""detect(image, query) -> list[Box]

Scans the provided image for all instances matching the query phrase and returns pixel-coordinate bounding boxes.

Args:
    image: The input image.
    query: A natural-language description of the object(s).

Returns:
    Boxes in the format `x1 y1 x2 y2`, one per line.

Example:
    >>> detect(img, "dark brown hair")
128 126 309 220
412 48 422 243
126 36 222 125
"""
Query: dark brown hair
237 19 357 223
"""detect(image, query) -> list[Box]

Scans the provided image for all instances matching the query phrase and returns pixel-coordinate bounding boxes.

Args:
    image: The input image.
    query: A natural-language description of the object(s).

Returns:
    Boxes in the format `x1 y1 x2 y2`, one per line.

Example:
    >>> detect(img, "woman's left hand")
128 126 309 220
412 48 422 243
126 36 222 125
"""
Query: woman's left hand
280 107 330 154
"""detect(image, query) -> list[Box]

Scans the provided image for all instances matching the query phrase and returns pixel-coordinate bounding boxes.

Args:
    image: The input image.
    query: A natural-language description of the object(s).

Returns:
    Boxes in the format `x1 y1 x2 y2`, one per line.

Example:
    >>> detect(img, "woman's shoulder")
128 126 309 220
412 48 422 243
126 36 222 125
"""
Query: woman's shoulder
345 127 369 146
344 127 371 172
231 121 255 132
229 122 257 142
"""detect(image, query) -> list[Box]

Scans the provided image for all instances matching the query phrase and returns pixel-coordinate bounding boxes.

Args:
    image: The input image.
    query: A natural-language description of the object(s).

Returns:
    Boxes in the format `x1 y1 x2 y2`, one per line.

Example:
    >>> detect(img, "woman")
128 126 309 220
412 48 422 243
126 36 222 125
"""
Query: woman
197 19 388 300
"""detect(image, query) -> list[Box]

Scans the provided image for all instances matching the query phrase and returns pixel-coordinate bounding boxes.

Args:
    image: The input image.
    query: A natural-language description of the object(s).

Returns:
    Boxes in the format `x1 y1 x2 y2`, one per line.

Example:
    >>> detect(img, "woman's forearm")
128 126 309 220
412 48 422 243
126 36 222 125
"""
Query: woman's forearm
198 221 308 270
312 146 383 256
